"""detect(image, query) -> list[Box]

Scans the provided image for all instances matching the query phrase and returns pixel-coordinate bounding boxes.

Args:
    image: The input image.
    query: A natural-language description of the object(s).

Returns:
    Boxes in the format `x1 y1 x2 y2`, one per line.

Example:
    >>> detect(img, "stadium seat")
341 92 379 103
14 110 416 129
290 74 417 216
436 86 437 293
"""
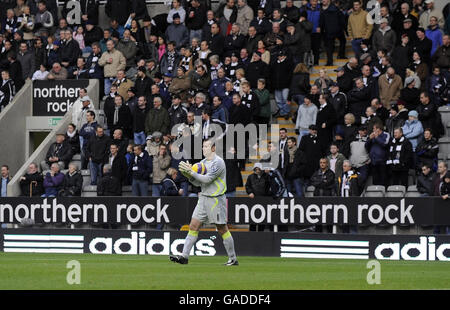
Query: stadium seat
81 185 97 197
122 186 133 197
407 185 418 192
447 122 450 137
305 186 315 198
387 185 406 194
365 185 385 193
438 137 450 156
364 191 384 197
72 154 81 161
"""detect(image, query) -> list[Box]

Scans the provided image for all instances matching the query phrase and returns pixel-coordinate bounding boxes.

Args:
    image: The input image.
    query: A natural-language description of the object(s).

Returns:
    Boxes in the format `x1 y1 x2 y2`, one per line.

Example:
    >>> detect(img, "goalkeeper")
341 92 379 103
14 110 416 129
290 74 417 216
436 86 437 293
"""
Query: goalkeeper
170 139 238 266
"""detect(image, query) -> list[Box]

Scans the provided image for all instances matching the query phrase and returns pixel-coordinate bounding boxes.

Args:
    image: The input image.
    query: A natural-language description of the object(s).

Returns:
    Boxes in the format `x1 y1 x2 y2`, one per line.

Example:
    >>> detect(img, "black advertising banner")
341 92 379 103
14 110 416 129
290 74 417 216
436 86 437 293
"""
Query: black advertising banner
1 229 449 261
0 197 449 225
32 80 89 116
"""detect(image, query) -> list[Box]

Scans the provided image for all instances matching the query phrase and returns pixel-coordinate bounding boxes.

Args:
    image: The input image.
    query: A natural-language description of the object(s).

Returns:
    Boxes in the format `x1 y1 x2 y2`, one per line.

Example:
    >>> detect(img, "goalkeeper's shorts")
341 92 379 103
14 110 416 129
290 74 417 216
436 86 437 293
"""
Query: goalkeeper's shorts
192 194 227 225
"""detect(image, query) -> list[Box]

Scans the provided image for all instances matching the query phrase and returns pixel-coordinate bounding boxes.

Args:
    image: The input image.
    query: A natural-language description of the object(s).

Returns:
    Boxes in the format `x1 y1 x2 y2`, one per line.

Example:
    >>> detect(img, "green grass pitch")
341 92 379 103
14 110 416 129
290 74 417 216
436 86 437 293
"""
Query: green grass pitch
0 253 449 290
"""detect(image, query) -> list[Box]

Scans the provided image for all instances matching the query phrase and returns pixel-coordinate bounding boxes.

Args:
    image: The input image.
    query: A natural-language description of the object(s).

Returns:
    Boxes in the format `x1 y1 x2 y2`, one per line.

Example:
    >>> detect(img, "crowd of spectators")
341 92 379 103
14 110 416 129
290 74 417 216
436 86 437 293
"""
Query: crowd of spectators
0 0 449 208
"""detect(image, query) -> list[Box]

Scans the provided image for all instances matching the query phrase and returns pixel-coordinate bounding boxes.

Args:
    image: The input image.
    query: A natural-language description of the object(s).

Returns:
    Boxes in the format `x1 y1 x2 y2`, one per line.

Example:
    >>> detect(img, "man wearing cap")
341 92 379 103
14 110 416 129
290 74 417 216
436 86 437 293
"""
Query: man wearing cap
385 102 407 137
400 76 421 110
378 67 403 109
413 27 432 65
270 49 293 119
328 82 347 126
419 0 444 29
168 94 188 130
246 162 270 198
134 66 153 100
41 134 72 171
165 13 189 49
125 86 138 115
372 17 397 55
402 110 424 152
393 2 418 33
398 18 418 44
72 89 92 127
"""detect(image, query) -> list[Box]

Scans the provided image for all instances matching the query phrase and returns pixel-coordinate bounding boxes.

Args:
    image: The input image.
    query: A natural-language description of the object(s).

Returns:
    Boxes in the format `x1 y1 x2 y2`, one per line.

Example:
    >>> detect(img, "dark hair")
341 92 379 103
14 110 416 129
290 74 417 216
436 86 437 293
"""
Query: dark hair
68 123 76 130
2 165 9 170
87 110 96 118
287 137 296 144
279 128 287 133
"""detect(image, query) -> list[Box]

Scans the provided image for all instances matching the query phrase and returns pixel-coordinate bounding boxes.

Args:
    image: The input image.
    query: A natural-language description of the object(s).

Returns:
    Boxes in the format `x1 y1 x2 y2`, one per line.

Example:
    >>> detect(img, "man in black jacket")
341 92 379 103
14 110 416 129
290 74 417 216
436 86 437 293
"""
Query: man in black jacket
298 125 322 183
224 23 246 57
186 0 206 40
328 82 347 126
105 0 130 25
41 134 73 171
108 143 128 184
207 23 225 57
168 94 188 130
417 163 435 196
311 157 336 197
84 22 103 48
245 163 270 198
347 77 371 124
59 163 83 197
111 128 129 157
86 126 111 185
97 164 122 196
320 0 346 66
386 127 413 187
270 50 293 118
61 0 99 26
19 163 44 197
316 93 337 155
59 30 81 69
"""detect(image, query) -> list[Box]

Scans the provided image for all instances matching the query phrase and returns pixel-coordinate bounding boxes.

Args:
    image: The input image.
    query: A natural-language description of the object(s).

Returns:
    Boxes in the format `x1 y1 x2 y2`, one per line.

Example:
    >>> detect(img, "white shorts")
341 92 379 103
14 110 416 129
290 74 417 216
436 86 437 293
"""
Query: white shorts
192 195 227 225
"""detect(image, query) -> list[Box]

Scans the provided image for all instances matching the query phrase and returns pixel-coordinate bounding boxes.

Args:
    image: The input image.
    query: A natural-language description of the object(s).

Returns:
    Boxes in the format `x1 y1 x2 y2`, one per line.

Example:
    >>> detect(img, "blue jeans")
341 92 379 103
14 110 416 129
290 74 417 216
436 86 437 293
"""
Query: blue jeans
286 178 304 197
89 161 102 185
152 184 162 197
226 191 236 197
134 131 146 145
275 88 290 116
180 181 189 197
132 179 149 196
104 77 114 97
292 94 305 105
351 39 363 60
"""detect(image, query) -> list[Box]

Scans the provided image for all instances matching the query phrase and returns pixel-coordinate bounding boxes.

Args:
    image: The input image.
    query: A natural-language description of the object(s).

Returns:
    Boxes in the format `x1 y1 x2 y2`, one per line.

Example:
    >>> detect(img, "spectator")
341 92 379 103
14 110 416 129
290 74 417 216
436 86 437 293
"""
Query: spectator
263 165 290 198
314 69 333 93
86 126 111 185
271 50 293 119
402 110 424 153
79 110 98 169
417 163 436 196
167 0 186 24
224 146 243 197
298 125 322 183
17 42 34 81
84 22 103 49
364 106 383 134
191 64 211 94
372 17 397 55
284 137 305 197
59 30 81 70
105 0 130 26
106 95 132 139
0 165 11 197
133 96 150 145
341 113 358 158
116 29 138 70
41 133 72 171
250 8 271 37
19 163 43 197
288 63 310 106
253 78 271 124
97 164 122 196
245 163 270 198
320 0 346 66
31 64 49 81
378 67 403 109
416 128 439 172
365 123 390 186
409 51 429 90
235 0 253 36
34 0 54 35
392 34 413 81
111 128 129 157
419 0 444 29
161 167 184 196
327 143 346 181
414 28 433 65
316 93 337 155
159 41 181 77
73 93 94 131
145 96 170 136
130 144 152 196
386 127 413 187
348 125 370 186
108 143 128 184
42 163 64 198
304 0 321 65
338 160 362 197
169 67 191 101
99 40 126 96
0 70 15 111
211 96 227 123
58 163 82 197
426 16 443 57
152 144 171 196
65 123 80 156
426 66 447 106
431 34 449 74
112 70 134 101
347 77 371 123
47 62 68 80
417 91 443 138
400 76 421 111
347 0 373 59
311 157 336 197
165 14 189 50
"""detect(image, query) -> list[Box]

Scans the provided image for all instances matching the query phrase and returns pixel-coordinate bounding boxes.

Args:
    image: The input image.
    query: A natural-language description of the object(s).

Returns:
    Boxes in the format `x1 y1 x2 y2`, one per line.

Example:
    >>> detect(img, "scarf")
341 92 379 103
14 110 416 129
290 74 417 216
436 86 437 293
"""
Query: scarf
386 136 405 165
114 105 121 125
288 146 297 164
66 130 76 138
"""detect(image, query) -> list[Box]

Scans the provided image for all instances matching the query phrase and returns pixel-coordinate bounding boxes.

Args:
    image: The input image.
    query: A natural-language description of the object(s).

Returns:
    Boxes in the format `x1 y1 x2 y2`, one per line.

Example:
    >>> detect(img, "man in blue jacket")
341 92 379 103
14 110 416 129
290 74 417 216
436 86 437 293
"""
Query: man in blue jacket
130 144 153 196
365 123 390 186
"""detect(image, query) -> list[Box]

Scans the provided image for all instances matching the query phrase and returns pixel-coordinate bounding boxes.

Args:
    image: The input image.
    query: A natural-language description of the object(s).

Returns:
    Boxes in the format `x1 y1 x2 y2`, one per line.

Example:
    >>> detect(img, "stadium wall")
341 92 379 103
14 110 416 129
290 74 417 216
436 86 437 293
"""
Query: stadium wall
1 228 449 261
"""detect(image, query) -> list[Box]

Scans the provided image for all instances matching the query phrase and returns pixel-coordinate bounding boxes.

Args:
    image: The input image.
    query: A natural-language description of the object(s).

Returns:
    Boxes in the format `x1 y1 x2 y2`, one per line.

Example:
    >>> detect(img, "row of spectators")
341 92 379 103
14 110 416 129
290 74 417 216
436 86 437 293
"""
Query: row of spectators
0 0 448 201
